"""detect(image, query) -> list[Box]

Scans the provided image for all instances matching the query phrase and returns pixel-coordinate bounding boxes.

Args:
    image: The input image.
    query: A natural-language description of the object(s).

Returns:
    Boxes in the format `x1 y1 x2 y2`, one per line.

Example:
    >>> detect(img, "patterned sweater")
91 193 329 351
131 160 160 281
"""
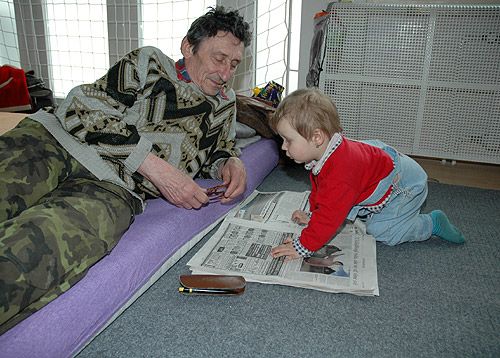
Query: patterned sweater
30 46 239 205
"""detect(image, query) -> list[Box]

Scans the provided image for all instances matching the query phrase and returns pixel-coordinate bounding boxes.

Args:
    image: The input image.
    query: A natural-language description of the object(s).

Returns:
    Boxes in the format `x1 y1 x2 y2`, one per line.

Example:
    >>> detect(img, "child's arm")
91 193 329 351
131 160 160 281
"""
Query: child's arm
292 210 310 225
270 238 301 262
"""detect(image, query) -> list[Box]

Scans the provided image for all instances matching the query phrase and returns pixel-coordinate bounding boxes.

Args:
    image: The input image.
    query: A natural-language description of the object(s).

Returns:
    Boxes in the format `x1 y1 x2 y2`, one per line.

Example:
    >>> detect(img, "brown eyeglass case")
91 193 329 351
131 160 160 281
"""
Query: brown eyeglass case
178 274 246 295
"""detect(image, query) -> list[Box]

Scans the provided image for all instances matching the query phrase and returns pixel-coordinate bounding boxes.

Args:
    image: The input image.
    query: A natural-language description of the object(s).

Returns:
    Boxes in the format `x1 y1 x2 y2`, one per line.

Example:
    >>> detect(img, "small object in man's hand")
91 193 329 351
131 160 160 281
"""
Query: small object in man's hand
206 184 227 202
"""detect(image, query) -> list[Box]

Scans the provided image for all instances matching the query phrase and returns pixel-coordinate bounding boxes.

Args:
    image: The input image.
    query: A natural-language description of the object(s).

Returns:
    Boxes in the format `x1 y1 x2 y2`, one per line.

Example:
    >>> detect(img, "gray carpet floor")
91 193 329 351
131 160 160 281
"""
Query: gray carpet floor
78 164 500 358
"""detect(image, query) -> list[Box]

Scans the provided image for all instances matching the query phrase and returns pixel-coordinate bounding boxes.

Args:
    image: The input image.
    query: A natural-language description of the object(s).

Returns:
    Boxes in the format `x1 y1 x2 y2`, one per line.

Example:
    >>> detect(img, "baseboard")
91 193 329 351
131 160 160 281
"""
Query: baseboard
412 156 500 191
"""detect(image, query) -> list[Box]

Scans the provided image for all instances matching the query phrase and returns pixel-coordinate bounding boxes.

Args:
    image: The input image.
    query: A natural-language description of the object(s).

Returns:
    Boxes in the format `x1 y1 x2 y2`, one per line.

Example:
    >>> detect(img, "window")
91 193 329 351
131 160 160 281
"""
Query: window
44 0 109 97
0 0 20 67
140 0 216 59
2 0 302 98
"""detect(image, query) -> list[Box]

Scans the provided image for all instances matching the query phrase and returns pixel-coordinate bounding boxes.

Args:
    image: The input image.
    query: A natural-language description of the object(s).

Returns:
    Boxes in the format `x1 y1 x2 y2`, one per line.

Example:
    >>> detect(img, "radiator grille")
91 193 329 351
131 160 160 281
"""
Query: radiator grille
320 4 500 164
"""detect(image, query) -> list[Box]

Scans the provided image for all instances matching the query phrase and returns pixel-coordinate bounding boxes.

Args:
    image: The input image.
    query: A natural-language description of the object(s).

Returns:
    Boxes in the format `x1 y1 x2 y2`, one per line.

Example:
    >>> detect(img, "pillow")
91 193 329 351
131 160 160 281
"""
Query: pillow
235 122 257 138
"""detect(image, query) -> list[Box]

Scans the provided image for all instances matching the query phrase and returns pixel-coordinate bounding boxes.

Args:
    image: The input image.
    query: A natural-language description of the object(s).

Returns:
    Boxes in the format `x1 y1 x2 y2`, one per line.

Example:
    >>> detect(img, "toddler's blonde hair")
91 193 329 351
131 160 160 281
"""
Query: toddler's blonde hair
270 88 342 140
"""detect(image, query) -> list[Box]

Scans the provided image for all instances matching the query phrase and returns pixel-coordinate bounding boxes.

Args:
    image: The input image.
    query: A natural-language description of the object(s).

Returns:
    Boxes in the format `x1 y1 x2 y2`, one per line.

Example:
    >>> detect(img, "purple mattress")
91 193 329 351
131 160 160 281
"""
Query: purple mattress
0 138 279 358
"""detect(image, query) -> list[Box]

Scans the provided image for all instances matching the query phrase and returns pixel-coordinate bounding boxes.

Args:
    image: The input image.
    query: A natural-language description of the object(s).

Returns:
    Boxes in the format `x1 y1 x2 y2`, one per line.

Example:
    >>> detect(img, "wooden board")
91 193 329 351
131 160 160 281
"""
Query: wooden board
0 112 26 135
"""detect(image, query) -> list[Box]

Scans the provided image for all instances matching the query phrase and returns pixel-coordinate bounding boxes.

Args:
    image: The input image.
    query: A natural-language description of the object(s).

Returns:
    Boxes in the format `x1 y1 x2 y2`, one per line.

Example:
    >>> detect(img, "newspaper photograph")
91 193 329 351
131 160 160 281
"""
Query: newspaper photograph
187 191 379 296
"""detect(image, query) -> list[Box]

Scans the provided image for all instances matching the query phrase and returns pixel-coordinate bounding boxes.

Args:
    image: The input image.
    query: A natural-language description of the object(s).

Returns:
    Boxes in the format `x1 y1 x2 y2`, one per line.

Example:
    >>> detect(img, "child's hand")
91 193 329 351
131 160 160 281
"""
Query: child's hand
291 210 310 225
270 238 301 262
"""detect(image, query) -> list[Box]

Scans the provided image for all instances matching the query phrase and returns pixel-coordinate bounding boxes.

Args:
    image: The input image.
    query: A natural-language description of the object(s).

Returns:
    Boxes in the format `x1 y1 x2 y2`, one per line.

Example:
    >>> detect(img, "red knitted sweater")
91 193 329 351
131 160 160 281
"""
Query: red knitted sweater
300 138 394 252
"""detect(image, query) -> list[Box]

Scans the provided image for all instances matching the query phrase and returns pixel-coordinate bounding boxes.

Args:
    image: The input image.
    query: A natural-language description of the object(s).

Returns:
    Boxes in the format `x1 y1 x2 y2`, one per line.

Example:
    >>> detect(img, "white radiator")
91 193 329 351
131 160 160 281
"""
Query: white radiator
319 3 500 164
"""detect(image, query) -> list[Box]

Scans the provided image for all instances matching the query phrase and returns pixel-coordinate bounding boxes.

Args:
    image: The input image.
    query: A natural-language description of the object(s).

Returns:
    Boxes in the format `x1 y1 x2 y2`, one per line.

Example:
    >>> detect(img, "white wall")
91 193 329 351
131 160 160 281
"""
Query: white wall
297 0 500 89
297 0 326 89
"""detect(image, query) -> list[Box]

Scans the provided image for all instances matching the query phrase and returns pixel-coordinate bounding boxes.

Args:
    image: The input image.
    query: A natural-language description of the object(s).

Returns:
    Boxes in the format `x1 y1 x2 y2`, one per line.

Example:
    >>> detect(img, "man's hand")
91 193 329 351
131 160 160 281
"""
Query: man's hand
138 153 208 209
270 237 301 262
292 210 310 225
218 157 247 204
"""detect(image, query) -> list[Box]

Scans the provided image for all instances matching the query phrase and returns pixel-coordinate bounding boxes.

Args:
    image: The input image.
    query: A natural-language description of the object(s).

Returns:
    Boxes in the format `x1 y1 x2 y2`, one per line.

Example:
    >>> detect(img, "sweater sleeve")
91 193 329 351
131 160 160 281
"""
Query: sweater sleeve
299 179 358 253
55 47 154 175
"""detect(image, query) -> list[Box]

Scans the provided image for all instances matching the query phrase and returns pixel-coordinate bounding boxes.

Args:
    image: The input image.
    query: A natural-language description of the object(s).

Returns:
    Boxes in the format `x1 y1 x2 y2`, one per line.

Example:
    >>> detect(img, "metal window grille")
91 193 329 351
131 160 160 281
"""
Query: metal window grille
1 0 299 98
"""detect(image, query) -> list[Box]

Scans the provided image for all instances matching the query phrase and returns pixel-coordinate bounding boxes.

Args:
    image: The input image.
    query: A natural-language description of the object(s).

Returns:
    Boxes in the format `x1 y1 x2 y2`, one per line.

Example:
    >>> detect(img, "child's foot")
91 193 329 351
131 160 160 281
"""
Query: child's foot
430 210 465 244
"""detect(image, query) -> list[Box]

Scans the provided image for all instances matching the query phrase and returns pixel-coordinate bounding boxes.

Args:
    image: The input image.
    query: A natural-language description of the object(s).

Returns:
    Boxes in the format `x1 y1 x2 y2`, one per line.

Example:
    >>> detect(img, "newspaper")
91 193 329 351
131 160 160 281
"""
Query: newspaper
187 190 379 296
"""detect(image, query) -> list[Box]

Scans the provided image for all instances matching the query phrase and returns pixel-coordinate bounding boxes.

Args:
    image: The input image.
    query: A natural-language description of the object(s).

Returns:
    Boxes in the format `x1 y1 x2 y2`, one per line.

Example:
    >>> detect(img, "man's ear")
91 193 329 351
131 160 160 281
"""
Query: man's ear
181 37 193 58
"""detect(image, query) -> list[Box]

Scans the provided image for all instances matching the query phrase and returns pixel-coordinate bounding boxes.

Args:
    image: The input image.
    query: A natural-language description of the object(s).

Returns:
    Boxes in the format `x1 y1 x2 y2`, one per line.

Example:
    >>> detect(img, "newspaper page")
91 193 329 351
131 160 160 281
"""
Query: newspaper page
187 191 379 296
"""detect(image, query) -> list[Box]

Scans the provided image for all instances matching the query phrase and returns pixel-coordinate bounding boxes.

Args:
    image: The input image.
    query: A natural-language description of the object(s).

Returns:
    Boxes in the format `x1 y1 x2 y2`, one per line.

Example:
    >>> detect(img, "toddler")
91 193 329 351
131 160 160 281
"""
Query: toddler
269 88 465 261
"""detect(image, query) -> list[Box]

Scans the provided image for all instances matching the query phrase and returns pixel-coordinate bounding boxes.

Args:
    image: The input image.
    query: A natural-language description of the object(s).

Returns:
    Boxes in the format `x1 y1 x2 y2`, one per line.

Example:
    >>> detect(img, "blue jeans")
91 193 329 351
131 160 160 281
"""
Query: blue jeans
363 153 433 246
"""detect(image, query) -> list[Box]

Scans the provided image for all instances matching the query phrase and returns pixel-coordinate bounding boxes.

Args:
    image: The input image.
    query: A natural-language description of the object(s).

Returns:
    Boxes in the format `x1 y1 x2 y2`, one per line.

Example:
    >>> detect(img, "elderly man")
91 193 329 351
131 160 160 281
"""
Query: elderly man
0 6 251 333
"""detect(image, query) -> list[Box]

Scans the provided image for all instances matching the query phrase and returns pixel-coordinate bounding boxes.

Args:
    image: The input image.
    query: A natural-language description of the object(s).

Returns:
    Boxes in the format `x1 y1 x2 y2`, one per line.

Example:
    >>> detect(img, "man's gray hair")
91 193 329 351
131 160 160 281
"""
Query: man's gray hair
185 6 252 53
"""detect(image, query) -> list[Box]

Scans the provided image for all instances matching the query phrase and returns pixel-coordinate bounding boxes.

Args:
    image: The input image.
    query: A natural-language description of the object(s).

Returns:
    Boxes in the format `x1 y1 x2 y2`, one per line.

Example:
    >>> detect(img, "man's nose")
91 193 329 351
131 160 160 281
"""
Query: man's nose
219 64 232 82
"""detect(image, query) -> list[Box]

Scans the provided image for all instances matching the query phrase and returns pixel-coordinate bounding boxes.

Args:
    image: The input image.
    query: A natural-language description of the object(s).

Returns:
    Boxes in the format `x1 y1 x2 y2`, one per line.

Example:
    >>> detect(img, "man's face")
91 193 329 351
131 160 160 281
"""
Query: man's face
182 31 244 96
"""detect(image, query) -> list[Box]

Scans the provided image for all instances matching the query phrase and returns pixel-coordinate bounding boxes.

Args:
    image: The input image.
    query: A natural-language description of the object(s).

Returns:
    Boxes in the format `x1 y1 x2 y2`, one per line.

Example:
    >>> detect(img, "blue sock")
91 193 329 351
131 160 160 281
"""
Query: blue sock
430 210 465 244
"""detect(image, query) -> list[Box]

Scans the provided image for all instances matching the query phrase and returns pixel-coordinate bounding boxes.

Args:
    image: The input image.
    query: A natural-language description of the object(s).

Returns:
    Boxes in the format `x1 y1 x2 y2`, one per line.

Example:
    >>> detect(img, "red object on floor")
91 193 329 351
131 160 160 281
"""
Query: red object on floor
0 65 32 112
